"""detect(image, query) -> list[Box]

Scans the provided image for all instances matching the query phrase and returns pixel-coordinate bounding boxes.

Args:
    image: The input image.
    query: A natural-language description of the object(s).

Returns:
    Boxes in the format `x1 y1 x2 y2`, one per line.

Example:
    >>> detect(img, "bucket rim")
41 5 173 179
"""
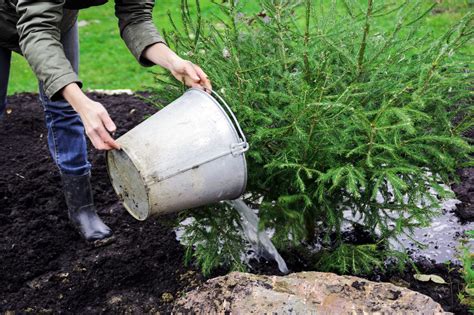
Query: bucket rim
106 148 150 221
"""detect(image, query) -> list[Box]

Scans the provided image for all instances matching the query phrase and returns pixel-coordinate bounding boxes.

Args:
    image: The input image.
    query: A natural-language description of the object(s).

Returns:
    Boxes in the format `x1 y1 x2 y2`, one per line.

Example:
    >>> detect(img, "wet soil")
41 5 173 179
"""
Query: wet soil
0 93 472 314
452 168 474 221
0 93 203 313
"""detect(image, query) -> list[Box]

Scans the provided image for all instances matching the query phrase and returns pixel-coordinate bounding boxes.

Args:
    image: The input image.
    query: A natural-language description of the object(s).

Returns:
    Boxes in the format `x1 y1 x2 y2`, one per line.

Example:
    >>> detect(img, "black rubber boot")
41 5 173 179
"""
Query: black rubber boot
62 173 112 241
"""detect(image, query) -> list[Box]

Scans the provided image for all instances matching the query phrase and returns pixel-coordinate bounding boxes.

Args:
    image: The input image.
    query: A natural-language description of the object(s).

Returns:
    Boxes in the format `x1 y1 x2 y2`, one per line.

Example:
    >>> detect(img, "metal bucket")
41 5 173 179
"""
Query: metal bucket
106 88 249 221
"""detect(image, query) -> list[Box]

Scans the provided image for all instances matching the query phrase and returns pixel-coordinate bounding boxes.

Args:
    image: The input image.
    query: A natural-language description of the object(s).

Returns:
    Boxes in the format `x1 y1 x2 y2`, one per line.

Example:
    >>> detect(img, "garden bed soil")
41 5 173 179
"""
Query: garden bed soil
0 93 472 314
0 93 203 313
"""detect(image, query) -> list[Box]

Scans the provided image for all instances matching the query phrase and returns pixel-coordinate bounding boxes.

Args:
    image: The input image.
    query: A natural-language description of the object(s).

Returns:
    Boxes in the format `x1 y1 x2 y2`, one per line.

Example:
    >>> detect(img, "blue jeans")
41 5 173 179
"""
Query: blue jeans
0 23 91 176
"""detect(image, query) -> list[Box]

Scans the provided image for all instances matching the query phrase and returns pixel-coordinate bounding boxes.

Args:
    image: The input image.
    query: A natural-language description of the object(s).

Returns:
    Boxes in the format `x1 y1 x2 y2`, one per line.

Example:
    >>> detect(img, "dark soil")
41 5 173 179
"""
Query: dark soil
0 93 203 314
452 168 474 221
0 93 472 314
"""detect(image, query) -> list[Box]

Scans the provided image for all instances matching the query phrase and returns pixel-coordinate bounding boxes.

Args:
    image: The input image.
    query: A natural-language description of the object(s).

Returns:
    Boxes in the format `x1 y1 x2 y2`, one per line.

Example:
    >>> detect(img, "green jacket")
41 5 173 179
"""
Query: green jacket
0 0 165 100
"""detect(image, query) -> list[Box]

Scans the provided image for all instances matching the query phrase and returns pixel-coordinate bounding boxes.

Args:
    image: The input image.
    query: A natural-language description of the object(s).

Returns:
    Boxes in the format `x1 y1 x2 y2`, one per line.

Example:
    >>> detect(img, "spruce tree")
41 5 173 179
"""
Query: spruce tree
152 0 473 275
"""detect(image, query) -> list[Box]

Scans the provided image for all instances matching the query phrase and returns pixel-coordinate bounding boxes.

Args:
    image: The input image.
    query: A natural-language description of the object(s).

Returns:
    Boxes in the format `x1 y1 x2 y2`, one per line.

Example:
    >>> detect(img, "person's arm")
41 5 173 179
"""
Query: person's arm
16 0 81 100
115 0 211 91
16 0 119 150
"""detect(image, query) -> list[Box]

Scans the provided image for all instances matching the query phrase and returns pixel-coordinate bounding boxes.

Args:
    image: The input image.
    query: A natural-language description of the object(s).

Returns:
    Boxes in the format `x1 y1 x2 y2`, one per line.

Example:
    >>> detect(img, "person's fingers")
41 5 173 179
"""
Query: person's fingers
184 62 200 82
191 82 205 91
193 65 207 82
87 123 118 150
202 79 212 93
97 109 120 150
178 61 212 91
87 130 111 151
193 65 213 92
99 111 117 133
97 127 121 150
106 138 121 150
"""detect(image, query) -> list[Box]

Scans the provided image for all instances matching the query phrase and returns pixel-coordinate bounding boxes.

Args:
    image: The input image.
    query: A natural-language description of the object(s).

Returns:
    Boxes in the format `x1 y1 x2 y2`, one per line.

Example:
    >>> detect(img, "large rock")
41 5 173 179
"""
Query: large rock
174 272 449 314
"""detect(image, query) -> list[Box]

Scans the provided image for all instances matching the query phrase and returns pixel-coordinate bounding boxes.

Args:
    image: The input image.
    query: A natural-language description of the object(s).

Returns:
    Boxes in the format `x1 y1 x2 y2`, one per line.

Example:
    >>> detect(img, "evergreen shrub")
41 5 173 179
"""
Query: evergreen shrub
151 0 473 275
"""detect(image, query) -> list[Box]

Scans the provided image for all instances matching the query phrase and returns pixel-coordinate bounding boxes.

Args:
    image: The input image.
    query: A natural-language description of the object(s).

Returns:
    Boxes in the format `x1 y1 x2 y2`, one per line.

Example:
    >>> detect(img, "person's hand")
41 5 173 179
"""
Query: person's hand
62 83 120 151
77 99 121 150
169 58 212 92
142 43 212 92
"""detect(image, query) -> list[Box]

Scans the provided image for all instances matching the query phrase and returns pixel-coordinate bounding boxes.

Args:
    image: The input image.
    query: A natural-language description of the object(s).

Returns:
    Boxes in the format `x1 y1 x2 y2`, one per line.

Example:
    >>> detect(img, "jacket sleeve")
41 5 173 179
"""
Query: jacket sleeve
115 0 166 67
16 0 82 100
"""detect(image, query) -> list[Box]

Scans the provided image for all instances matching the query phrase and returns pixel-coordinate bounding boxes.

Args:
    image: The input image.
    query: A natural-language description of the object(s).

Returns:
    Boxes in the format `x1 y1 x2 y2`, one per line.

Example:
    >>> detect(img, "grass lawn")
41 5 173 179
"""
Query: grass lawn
7 0 472 94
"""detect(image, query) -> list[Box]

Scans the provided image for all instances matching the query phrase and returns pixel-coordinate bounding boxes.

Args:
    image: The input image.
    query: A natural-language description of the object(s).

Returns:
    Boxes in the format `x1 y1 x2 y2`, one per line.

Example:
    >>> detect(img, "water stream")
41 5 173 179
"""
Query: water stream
227 199 289 274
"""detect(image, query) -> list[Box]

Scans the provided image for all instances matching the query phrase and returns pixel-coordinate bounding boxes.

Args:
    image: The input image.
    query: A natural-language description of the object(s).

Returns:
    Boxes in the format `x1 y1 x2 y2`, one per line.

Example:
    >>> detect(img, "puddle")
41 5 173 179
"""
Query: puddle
342 184 473 263
392 197 473 263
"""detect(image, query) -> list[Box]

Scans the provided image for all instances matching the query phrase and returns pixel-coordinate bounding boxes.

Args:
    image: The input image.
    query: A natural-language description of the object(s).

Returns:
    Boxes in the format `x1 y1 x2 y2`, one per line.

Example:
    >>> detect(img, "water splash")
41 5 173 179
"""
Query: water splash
227 199 289 274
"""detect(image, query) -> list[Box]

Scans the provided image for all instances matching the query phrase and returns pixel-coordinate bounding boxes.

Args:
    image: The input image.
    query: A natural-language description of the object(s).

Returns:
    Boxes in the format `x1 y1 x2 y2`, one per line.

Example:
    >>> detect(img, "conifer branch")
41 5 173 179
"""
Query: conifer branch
357 0 373 77
303 0 312 83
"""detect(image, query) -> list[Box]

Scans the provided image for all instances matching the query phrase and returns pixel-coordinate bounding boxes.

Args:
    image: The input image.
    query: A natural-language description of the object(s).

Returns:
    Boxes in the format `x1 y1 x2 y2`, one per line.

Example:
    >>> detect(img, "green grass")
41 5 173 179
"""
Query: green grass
7 0 472 94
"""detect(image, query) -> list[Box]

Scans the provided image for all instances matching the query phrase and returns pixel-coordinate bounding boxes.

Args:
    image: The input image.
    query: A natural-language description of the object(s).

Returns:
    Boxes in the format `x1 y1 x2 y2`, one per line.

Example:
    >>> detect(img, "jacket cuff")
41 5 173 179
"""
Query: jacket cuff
122 21 167 67
45 72 83 101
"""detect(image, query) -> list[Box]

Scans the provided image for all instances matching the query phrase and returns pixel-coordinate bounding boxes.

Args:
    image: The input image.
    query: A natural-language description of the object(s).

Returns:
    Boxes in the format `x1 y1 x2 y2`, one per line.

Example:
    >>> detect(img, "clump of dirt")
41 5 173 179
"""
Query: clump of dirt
0 93 203 313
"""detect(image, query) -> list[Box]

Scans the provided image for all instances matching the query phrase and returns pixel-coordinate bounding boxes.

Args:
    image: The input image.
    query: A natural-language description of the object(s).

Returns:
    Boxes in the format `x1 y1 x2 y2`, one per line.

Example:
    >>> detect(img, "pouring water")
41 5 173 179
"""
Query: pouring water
227 199 289 274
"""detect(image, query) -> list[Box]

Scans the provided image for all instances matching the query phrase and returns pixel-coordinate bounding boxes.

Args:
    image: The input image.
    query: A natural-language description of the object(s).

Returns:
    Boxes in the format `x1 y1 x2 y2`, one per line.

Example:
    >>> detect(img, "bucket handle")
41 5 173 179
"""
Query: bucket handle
210 89 249 154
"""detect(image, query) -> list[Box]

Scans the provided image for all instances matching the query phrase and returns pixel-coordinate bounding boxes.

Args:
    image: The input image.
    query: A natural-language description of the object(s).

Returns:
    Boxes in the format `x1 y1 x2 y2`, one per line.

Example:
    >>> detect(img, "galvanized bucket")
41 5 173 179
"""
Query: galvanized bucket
106 88 249 221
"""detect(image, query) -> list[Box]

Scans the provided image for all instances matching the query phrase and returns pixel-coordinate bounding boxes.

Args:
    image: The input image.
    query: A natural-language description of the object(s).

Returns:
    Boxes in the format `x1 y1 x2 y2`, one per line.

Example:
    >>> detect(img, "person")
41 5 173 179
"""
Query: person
0 0 212 241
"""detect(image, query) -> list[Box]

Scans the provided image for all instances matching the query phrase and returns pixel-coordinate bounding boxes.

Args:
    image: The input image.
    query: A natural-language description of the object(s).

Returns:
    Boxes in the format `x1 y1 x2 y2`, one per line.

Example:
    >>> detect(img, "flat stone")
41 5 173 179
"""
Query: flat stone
174 271 449 314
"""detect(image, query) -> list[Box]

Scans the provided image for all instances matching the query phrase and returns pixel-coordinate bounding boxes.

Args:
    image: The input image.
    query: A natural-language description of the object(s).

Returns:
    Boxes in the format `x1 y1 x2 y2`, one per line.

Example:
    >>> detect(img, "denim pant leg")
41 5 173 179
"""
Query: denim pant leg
39 23 91 176
0 47 11 117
